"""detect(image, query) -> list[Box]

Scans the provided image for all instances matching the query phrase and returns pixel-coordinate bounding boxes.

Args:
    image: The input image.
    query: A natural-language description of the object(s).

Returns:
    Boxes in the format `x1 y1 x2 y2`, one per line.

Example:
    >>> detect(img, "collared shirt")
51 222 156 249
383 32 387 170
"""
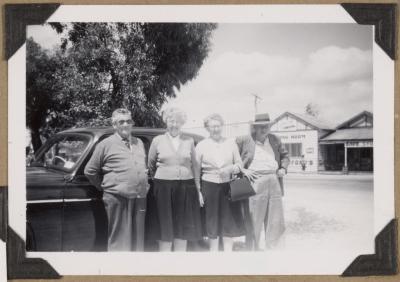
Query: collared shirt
195 137 242 184
115 132 131 150
248 137 278 172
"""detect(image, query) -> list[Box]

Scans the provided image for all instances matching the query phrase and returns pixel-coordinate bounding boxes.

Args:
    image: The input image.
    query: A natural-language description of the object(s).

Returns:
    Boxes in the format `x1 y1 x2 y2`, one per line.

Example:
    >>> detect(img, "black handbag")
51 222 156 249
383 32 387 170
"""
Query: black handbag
229 177 256 201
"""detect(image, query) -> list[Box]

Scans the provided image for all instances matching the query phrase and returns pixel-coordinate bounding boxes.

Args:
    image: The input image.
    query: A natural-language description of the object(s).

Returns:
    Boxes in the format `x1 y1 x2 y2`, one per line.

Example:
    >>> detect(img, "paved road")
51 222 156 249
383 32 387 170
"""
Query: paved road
258 174 374 252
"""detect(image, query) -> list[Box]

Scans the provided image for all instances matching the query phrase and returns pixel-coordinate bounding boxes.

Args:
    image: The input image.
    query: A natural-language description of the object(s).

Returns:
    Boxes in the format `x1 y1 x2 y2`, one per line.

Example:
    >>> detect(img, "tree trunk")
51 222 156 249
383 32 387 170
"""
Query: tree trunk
30 127 43 153
109 70 122 110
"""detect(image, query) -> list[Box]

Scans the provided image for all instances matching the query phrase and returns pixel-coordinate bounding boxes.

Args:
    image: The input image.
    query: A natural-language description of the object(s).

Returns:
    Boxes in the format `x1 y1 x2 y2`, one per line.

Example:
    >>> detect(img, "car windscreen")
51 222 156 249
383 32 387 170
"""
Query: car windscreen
32 134 92 172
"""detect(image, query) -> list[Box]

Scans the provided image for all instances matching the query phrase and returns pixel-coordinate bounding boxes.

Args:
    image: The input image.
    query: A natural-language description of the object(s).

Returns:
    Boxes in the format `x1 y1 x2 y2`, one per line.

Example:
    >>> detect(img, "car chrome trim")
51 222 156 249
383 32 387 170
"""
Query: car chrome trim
27 199 63 204
27 198 96 204
64 198 95 202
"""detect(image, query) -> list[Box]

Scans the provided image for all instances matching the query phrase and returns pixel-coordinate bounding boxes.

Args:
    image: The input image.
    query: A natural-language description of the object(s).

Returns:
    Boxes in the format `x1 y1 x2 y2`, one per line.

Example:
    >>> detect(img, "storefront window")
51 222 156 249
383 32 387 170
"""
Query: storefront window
284 143 303 157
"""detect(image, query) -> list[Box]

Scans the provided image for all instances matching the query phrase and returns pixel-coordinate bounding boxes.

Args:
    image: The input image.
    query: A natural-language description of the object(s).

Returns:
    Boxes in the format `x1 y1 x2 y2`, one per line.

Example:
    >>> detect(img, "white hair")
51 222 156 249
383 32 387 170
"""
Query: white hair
203 113 225 128
162 107 187 125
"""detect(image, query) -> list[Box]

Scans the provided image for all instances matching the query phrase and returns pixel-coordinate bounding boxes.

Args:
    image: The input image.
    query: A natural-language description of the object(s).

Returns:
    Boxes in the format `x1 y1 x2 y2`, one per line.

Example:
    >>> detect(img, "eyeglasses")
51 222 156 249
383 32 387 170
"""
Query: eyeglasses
117 119 134 125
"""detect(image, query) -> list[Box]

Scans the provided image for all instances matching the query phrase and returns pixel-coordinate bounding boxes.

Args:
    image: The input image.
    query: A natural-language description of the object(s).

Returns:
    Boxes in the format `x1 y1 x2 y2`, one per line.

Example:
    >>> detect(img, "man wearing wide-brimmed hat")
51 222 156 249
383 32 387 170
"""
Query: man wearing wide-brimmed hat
236 113 289 250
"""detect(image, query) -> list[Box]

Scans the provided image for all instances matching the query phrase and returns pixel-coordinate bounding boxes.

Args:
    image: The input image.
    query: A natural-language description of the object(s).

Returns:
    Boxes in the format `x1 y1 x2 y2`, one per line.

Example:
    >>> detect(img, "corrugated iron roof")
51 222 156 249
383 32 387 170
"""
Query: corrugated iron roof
320 127 373 141
292 112 336 130
336 111 373 129
271 112 335 130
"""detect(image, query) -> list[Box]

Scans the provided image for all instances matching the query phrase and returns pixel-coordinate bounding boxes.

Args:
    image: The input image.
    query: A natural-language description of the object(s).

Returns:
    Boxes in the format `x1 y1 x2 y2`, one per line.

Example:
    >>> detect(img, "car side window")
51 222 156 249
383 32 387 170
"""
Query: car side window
75 134 112 176
39 135 91 171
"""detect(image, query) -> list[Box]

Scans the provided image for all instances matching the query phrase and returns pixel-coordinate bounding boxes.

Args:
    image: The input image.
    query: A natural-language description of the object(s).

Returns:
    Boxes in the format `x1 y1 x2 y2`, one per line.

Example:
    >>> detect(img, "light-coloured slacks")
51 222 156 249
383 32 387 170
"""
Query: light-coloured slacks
103 192 146 251
249 173 285 249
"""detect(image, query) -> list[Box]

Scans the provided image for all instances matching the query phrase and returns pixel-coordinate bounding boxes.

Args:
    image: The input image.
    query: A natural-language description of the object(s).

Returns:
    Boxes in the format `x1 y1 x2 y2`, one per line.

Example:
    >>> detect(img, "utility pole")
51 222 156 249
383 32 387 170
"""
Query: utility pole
250 93 262 115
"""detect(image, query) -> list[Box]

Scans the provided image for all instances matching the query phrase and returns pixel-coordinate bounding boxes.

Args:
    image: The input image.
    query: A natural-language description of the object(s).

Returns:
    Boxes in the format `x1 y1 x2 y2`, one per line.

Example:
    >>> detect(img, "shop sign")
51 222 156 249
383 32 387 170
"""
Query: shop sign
276 134 306 140
346 141 373 148
290 159 313 166
290 134 306 140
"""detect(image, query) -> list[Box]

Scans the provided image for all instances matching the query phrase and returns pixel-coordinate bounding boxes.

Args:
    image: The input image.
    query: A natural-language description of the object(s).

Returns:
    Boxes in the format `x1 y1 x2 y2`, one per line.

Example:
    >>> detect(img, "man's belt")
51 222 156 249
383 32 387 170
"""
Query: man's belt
254 170 277 175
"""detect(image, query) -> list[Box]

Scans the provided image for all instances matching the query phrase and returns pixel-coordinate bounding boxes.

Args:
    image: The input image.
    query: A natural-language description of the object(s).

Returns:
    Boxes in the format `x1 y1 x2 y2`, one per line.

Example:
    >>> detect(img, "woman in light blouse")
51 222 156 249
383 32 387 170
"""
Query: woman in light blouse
195 113 245 251
148 107 203 252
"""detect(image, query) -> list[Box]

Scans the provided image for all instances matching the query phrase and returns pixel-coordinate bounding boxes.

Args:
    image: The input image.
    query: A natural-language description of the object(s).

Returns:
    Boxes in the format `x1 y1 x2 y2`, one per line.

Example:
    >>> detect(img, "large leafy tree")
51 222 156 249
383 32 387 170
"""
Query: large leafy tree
26 38 63 150
27 22 216 151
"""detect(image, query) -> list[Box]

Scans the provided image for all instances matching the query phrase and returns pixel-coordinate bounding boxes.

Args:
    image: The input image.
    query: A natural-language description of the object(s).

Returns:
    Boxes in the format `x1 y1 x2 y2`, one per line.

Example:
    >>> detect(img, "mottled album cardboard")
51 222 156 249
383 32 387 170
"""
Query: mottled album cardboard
1 1 399 282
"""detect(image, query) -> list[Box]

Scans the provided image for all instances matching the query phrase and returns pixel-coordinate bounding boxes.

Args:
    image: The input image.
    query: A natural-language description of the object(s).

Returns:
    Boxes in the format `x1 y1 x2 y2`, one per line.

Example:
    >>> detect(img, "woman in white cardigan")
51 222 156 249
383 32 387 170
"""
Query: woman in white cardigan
148 107 203 252
195 113 245 251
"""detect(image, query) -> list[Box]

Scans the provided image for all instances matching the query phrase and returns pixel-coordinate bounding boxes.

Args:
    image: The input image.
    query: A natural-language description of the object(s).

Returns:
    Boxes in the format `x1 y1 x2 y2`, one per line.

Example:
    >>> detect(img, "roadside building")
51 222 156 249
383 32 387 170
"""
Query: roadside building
319 111 373 172
270 112 334 172
184 110 374 173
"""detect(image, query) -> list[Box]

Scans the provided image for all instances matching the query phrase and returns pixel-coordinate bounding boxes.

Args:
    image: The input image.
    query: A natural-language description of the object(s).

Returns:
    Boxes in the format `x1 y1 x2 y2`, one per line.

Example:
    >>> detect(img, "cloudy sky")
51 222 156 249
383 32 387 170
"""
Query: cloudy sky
28 23 373 128
166 23 373 128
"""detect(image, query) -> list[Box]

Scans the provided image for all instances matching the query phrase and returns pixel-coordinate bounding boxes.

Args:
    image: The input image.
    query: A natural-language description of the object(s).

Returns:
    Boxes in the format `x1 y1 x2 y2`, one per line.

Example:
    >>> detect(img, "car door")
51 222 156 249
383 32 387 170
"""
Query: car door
61 134 108 251
26 168 66 251
62 173 107 251
26 136 70 251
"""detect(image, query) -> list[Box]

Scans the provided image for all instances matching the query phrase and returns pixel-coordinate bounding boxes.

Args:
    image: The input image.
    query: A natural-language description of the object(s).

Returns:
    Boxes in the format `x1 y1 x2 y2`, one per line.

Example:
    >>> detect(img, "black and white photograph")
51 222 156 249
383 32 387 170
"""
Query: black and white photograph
6 4 395 276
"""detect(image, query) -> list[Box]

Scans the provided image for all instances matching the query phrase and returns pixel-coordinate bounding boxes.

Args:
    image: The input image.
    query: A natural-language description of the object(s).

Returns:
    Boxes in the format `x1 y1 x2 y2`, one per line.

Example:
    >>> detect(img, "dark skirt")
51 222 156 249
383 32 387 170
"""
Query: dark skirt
153 179 203 242
202 181 246 238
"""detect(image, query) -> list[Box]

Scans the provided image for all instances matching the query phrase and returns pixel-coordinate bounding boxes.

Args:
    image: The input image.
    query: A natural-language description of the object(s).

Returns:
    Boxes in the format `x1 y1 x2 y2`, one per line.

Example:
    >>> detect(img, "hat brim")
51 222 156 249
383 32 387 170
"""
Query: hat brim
251 121 272 125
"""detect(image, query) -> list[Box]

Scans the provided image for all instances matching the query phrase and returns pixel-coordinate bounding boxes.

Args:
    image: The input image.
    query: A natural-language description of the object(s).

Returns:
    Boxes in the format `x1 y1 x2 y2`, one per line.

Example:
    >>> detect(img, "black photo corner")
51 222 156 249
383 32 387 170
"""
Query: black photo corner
2 2 398 279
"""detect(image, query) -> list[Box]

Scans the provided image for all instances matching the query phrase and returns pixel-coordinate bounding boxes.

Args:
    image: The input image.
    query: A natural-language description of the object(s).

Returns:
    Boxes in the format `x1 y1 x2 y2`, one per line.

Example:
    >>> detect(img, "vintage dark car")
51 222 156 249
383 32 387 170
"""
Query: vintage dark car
26 127 203 251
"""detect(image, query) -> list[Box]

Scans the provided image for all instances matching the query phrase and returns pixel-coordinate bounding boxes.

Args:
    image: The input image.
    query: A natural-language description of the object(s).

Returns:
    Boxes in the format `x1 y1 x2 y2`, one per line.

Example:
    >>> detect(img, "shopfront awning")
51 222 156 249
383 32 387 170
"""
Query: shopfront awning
319 128 372 144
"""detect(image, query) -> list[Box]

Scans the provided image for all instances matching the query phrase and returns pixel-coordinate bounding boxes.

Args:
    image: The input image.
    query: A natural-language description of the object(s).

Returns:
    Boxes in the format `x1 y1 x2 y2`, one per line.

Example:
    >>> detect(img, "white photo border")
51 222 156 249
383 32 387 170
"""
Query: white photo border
8 4 394 275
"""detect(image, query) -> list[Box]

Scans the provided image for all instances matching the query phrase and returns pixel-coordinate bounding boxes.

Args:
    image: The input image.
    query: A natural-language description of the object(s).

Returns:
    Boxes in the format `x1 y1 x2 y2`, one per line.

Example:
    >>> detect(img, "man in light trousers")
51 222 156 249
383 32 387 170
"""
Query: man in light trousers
85 108 149 251
236 113 289 250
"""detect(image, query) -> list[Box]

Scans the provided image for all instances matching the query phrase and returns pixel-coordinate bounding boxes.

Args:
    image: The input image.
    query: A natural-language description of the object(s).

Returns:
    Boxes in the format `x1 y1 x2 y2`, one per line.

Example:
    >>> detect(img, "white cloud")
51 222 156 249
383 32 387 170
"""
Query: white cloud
163 46 373 128
205 51 302 88
302 46 372 83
